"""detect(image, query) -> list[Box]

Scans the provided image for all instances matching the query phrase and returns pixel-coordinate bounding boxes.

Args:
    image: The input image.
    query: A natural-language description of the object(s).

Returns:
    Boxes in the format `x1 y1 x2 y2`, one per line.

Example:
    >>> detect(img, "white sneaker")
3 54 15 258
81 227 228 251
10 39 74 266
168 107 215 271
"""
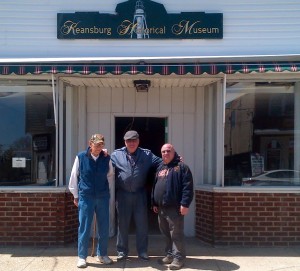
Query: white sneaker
77 258 87 268
97 255 113 264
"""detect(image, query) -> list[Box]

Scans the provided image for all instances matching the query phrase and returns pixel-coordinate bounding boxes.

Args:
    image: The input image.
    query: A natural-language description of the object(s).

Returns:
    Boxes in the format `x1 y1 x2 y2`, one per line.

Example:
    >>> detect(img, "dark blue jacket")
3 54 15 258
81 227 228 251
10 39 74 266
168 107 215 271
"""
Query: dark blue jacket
111 147 162 193
77 147 110 198
152 153 194 208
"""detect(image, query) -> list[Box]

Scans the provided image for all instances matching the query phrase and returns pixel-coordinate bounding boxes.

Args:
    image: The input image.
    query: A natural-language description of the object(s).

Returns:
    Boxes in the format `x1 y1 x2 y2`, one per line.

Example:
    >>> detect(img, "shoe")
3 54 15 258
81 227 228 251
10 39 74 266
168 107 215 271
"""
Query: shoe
97 256 113 265
169 258 184 270
77 258 87 268
117 252 128 261
158 255 173 265
139 252 149 261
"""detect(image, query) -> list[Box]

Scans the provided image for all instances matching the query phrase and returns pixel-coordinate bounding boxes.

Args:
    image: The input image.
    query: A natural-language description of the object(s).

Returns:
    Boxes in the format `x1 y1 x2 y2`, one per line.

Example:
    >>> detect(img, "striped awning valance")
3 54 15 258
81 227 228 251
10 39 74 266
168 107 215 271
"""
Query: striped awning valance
0 62 299 75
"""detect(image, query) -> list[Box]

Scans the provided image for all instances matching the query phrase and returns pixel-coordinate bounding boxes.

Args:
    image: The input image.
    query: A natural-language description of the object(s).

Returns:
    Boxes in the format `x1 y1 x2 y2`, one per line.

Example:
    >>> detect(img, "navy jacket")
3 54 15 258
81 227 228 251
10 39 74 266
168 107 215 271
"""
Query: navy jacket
77 147 110 198
111 147 161 193
152 153 194 209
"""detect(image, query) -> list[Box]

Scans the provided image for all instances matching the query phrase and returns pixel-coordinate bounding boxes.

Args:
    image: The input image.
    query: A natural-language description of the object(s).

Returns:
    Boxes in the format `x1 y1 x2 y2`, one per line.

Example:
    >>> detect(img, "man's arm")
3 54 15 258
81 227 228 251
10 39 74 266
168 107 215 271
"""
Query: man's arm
151 152 163 169
68 156 79 207
180 164 194 209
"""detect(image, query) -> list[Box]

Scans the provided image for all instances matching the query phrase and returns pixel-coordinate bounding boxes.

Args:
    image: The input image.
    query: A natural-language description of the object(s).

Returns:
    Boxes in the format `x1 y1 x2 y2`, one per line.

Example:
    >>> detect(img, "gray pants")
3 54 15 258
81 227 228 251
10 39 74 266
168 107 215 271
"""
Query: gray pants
158 206 186 260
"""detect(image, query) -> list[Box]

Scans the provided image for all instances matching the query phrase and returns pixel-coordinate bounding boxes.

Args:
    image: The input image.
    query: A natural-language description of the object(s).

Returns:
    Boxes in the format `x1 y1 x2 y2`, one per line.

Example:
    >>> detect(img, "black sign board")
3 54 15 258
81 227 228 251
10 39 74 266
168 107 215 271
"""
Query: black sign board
57 0 223 40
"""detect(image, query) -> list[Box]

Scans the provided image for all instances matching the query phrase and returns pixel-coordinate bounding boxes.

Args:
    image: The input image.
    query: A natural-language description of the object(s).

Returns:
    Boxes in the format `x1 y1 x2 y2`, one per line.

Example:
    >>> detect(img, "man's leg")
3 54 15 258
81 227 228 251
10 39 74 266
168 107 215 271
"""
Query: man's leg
168 209 186 261
134 191 148 255
95 196 110 256
116 190 132 256
78 197 95 259
158 208 173 257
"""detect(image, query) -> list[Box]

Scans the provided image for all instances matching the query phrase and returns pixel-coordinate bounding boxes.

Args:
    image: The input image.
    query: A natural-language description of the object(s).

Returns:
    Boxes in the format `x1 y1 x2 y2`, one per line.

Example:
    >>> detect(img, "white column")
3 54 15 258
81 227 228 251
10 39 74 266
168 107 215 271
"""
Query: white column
78 86 87 150
215 79 225 187
58 79 64 186
65 86 78 180
294 82 300 171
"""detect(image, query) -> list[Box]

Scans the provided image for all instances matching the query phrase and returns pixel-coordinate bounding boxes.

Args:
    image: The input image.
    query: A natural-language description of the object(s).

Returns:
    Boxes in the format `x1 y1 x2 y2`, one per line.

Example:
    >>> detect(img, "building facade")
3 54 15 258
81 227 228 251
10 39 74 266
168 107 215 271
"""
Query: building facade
1 0 300 246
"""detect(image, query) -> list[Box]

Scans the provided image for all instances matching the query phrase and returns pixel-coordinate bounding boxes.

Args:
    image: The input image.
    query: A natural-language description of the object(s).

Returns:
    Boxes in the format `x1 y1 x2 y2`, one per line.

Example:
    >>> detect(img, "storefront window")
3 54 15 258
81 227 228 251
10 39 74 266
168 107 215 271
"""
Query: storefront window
224 82 300 186
0 86 56 186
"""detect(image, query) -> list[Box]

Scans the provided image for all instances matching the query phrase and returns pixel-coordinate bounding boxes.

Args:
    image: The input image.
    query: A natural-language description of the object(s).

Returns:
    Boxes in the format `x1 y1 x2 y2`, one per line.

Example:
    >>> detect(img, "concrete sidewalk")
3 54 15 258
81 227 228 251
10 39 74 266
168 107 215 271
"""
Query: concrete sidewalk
1 236 300 271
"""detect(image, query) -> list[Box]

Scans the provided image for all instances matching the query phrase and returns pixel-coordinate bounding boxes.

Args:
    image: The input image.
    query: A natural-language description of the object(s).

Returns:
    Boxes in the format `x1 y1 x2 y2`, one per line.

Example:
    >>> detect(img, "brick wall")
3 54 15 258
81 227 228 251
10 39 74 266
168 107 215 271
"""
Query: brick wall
195 190 300 246
0 192 78 246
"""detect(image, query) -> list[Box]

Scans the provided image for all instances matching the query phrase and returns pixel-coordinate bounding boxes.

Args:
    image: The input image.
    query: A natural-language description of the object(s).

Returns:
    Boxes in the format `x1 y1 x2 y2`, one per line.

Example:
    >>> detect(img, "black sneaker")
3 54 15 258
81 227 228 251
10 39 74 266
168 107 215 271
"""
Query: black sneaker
158 255 173 265
169 258 184 270
117 252 128 261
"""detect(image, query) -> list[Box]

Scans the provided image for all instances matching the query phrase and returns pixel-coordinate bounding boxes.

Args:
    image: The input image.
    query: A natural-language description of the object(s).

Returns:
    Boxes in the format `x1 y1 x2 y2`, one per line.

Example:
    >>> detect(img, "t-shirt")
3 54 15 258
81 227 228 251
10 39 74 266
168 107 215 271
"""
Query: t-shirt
153 168 169 206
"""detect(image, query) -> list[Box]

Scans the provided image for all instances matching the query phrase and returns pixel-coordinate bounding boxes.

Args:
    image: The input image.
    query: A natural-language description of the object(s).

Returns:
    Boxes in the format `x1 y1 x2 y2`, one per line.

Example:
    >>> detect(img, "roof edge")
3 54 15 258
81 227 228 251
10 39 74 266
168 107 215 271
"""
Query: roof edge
0 54 300 64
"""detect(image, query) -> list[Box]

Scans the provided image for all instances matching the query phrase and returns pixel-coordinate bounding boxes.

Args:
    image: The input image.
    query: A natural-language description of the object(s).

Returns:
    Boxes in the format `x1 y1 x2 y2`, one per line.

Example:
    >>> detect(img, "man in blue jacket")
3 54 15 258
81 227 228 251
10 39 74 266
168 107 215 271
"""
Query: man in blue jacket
152 143 194 270
111 130 161 261
69 134 114 268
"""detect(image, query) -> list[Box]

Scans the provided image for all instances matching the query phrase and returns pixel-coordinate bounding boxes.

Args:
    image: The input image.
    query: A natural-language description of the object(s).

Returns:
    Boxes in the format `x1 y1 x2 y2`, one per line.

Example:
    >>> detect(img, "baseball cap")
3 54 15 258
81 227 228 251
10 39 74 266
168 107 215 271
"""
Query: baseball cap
90 134 105 144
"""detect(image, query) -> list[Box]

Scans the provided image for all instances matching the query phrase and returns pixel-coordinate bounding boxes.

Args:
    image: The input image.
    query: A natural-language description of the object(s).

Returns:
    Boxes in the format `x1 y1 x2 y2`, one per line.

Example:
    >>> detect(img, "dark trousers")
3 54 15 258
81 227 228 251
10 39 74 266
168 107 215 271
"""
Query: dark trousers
158 206 186 260
116 189 148 255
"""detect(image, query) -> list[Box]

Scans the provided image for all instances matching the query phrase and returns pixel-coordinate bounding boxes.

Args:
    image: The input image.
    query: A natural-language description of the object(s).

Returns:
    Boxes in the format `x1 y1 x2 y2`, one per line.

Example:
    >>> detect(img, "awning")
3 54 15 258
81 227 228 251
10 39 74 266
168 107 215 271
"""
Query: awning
0 61 299 76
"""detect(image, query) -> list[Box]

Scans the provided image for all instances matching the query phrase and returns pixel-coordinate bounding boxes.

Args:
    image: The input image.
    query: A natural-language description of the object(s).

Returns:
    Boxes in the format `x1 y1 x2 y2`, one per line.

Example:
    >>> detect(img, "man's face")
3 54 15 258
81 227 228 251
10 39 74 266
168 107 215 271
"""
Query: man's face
161 144 175 164
89 142 104 156
125 138 139 154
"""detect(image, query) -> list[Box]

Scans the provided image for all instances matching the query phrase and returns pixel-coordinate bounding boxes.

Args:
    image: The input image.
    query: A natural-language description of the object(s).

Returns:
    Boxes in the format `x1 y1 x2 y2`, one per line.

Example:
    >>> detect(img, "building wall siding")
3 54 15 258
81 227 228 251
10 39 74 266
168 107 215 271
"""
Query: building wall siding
195 190 300 246
0 0 299 58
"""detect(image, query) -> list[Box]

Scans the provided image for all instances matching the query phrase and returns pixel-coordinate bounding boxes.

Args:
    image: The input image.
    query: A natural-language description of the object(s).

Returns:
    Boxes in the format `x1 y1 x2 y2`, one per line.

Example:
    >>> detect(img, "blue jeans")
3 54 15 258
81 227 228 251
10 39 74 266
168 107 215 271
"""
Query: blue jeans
116 189 148 255
78 196 110 259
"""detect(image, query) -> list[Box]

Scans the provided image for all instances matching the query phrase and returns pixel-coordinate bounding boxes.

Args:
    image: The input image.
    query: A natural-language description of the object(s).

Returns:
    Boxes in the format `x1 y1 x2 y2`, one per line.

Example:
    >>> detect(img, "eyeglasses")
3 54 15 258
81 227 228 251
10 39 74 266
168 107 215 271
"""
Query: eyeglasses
161 150 171 154
93 142 104 147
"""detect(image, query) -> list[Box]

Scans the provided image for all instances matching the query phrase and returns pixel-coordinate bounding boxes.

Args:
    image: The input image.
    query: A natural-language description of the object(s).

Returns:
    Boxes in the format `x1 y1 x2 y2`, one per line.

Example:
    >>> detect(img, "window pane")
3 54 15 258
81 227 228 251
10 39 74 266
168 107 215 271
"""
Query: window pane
224 83 299 186
0 88 56 186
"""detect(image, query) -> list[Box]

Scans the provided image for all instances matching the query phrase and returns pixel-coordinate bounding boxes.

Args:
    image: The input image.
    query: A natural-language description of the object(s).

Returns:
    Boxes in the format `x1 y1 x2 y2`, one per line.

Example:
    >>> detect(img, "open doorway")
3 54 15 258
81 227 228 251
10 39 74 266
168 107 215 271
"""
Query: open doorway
115 117 167 234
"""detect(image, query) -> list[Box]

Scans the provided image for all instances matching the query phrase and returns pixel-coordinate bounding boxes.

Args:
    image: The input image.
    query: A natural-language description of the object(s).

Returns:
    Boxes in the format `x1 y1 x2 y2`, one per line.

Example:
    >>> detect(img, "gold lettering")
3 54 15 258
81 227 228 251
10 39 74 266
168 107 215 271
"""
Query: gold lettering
117 20 166 36
144 26 166 35
194 27 219 34
172 20 219 36
60 20 81 35
172 20 200 35
60 21 112 36
117 20 137 35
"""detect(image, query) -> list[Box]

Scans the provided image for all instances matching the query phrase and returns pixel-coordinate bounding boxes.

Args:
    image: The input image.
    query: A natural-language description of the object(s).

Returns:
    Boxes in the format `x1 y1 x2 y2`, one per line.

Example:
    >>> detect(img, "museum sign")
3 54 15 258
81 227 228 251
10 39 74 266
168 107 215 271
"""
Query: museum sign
57 0 223 40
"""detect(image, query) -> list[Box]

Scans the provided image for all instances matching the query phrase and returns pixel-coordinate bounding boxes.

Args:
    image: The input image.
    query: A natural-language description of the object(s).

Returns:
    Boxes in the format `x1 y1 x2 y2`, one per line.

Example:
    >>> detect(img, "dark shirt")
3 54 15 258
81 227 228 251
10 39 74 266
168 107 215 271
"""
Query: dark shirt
153 167 168 206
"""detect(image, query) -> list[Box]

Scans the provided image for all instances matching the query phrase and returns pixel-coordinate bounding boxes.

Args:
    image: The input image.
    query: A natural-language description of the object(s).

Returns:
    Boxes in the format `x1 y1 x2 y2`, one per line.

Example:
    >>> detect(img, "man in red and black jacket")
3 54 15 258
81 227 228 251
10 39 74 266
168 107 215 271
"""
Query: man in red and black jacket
152 143 194 270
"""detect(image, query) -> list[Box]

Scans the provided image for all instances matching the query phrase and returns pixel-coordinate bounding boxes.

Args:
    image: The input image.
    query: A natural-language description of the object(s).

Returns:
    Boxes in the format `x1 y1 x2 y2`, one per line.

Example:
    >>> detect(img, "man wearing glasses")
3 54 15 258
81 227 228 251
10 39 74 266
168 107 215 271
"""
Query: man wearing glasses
69 134 114 268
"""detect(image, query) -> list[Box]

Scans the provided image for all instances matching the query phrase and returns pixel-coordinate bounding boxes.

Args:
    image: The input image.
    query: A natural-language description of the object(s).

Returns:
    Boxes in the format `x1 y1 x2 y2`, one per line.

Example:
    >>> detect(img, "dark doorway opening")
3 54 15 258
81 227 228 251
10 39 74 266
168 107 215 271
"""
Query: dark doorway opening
115 117 167 234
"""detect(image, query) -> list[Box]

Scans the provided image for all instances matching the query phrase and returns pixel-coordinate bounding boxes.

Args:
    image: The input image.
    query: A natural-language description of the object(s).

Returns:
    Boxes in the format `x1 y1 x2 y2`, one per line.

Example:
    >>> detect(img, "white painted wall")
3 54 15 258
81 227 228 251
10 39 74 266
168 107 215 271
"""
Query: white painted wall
0 0 299 59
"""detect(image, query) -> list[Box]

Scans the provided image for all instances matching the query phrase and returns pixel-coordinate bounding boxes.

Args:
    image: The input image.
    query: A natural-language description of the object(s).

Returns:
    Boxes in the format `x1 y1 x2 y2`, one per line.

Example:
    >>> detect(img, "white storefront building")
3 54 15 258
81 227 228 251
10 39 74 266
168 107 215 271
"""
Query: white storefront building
1 0 300 246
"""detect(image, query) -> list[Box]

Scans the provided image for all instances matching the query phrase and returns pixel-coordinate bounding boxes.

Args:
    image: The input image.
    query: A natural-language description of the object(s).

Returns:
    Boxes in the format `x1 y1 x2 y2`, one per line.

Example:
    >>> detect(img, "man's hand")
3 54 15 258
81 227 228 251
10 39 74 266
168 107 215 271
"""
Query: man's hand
103 148 109 157
180 206 189 215
73 198 79 207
